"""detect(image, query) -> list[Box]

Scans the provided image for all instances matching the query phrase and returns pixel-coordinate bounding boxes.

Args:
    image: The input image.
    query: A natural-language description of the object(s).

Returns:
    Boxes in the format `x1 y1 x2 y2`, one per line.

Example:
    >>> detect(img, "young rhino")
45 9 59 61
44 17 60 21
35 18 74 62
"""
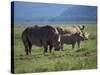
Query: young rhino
60 32 84 50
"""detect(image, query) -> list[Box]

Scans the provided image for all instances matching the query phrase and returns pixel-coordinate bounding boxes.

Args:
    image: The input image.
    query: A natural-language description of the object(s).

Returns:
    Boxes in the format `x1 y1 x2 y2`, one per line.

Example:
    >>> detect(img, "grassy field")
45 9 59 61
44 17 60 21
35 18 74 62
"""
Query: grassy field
13 24 97 73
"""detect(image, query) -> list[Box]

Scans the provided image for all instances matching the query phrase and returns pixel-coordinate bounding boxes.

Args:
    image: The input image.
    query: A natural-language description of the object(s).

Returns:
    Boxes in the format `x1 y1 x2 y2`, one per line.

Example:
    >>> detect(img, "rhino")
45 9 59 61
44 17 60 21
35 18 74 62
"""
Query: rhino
56 25 89 40
56 25 85 34
60 32 85 50
22 25 61 55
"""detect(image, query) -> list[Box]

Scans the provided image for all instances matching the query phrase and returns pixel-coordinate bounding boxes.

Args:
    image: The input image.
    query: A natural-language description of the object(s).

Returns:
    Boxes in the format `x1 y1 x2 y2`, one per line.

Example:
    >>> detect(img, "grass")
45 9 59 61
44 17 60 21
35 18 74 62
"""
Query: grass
13 24 97 73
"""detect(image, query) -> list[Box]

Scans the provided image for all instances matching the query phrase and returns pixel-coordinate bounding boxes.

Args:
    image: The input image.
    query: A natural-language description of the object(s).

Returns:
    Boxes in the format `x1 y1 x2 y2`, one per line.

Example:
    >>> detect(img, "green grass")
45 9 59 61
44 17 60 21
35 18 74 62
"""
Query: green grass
13 24 97 73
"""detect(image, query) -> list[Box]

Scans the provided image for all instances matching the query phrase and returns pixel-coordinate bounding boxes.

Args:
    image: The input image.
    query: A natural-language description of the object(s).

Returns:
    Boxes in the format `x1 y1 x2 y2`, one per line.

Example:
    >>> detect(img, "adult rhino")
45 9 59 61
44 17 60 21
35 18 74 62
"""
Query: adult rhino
22 25 61 55
56 25 84 34
56 25 89 40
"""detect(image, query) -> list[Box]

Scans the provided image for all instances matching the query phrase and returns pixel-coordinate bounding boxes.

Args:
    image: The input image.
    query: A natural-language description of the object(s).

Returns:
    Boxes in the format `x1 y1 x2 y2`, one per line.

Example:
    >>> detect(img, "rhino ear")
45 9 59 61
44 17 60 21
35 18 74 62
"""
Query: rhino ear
78 25 85 30
81 25 85 30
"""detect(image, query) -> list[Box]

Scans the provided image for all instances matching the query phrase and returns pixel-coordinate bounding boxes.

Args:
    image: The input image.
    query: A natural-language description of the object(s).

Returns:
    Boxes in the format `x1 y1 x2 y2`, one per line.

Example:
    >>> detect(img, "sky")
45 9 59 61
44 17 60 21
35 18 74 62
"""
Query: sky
12 1 97 24
14 2 68 18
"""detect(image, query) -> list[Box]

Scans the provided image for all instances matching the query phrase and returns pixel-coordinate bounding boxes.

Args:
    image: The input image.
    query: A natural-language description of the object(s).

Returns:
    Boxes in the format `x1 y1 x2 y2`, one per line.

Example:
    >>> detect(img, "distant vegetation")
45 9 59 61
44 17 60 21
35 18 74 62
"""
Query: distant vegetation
13 24 97 73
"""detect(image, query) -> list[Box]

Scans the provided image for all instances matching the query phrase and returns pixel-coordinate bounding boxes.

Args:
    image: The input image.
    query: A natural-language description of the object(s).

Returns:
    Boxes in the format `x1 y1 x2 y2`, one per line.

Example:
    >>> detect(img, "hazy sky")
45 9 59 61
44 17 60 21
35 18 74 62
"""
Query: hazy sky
14 2 68 18
12 1 97 23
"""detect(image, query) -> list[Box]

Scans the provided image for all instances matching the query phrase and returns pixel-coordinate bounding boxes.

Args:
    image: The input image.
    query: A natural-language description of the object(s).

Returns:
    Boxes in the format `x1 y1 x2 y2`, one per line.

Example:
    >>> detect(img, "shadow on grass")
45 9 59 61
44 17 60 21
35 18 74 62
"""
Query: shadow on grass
14 53 43 60
74 48 94 57
75 48 88 52
14 47 95 60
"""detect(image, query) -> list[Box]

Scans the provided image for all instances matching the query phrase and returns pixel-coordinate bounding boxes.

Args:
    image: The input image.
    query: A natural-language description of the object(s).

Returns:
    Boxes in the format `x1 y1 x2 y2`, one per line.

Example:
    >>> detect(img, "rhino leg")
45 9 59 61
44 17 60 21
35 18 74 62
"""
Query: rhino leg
49 45 53 53
61 43 64 51
44 46 48 55
23 40 29 55
24 45 29 55
72 43 75 49
77 41 80 48
29 43 32 55
61 46 63 51
22 35 30 55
